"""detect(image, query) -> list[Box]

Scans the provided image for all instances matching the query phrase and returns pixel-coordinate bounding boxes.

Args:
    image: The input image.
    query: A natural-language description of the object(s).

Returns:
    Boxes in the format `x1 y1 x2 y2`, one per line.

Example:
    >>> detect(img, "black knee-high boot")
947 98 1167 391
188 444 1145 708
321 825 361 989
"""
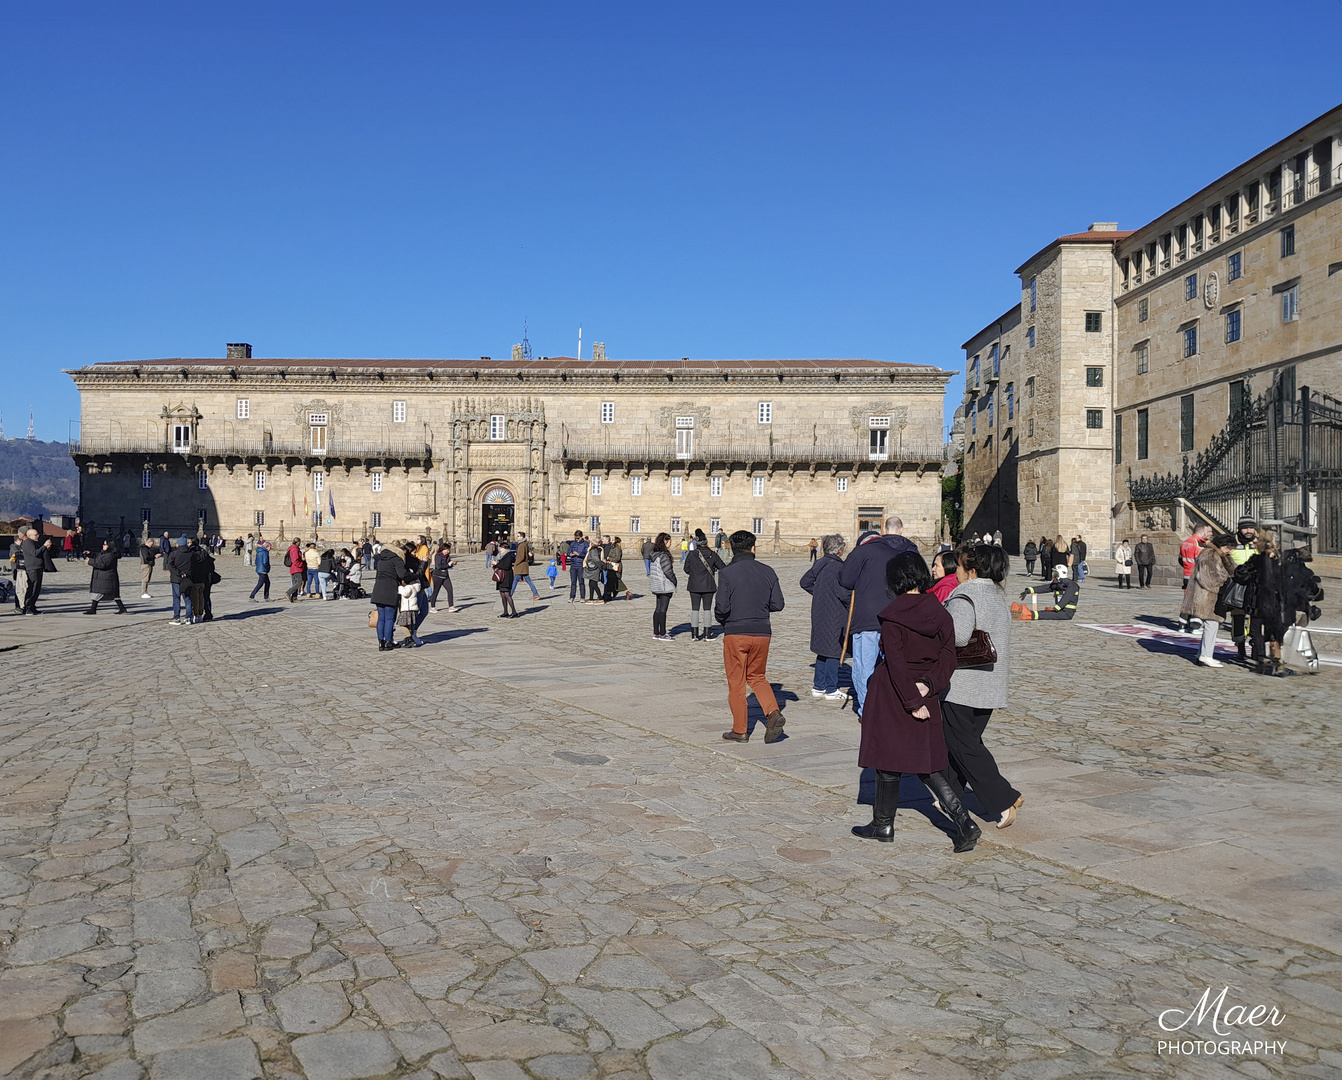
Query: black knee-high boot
923 772 982 852
852 770 900 842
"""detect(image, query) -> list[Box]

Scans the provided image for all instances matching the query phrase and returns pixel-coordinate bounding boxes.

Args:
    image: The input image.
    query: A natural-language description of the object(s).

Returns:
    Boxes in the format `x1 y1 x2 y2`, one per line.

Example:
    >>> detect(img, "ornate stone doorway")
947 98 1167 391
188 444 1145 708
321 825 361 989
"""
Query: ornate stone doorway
480 485 515 546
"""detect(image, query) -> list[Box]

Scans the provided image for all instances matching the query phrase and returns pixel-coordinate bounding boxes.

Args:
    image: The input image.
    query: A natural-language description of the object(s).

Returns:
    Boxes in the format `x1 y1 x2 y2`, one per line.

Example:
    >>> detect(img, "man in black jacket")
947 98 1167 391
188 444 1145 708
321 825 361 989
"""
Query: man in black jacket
1134 534 1156 588
714 530 786 744
837 515 916 716
166 536 197 624
19 528 53 615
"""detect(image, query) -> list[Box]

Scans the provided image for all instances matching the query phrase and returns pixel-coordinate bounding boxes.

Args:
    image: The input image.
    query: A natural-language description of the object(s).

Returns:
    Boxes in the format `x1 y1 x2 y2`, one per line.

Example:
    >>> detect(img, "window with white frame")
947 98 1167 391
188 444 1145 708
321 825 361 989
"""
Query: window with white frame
197 468 208 490
837 477 848 493
254 469 266 491
311 510 322 527
236 398 250 419
670 476 683 497
758 402 772 424
709 476 722 497
752 476 764 496
709 517 721 533
1281 284 1300 322
670 518 682 534
630 475 642 496
752 517 764 534
141 467 153 489
309 414 327 453
371 472 383 492
589 515 600 531
869 416 890 459
601 402 614 424
675 416 694 459
489 414 506 440
312 471 324 492
253 510 265 526
371 511 382 528
591 475 602 495
630 516 641 533
393 400 406 423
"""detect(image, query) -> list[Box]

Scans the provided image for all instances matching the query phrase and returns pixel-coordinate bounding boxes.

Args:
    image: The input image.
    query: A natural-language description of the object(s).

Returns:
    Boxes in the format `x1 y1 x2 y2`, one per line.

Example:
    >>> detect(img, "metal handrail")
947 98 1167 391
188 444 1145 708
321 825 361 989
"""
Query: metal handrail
70 438 433 458
559 442 948 464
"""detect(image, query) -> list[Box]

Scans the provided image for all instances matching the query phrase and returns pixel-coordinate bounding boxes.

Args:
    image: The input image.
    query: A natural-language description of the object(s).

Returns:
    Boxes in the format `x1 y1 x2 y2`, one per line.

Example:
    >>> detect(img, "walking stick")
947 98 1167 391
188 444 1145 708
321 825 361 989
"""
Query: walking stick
837 590 857 668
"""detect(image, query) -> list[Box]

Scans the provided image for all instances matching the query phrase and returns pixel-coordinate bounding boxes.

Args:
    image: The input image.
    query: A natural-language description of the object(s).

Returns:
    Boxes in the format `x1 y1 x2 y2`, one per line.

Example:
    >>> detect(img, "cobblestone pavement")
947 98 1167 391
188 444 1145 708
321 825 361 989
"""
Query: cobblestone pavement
2 556 1340 1080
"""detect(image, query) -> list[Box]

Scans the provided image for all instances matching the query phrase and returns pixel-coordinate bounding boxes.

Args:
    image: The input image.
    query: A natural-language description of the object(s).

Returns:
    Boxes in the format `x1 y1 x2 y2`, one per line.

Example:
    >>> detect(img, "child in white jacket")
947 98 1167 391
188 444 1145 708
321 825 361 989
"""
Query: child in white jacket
397 580 423 647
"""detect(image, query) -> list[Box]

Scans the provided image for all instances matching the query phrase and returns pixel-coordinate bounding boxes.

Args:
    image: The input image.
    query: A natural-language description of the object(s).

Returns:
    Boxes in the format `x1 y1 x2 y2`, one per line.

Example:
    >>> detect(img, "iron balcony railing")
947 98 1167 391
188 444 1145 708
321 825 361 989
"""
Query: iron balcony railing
70 438 434 459
560 442 948 465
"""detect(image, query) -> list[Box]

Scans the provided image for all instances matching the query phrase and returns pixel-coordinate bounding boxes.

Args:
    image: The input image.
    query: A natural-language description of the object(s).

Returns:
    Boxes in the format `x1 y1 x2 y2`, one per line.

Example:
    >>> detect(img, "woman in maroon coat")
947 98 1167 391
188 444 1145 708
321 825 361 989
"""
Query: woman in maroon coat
853 551 982 852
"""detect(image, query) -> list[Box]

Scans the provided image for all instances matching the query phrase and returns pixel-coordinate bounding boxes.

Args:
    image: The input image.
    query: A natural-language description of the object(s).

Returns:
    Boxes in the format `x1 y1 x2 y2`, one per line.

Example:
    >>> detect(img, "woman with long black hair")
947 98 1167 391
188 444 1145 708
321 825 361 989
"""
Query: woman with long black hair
647 532 678 640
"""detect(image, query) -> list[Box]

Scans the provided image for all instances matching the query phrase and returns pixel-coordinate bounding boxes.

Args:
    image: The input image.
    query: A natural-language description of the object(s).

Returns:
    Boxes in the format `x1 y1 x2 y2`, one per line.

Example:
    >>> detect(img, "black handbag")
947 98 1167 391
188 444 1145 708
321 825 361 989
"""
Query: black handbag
1216 577 1248 616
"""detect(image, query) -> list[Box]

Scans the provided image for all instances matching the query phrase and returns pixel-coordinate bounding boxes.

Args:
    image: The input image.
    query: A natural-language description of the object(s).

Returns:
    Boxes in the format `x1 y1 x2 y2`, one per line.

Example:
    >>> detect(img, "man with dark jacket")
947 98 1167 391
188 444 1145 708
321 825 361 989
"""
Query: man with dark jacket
1134 534 1156 588
139 537 158 598
714 530 786 744
641 537 655 576
19 528 54 615
567 531 590 602
166 536 195 624
1070 535 1088 582
837 515 917 716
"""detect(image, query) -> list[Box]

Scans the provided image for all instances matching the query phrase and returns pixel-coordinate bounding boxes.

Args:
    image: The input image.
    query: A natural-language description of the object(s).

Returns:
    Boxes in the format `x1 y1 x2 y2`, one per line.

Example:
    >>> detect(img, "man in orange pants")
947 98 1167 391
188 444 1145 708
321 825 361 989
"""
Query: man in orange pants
713 530 787 743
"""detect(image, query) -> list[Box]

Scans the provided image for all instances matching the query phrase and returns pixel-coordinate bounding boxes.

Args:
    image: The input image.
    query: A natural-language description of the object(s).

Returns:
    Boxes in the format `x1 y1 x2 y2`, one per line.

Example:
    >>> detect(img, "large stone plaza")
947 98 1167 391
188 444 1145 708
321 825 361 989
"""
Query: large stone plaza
2 556 1340 1079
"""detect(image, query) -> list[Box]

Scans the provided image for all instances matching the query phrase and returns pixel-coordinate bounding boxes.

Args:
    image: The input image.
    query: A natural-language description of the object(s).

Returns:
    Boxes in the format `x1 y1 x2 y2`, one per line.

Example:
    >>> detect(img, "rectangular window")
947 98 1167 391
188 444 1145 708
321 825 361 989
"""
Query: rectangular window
1137 408 1149 459
489 414 505 440
709 517 721 534
1028 327 1036 348
254 510 265 527
311 510 322 527
308 412 328 425
670 476 683 497
869 428 888 458
1028 417 1034 438
971 407 977 435
1115 413 1123 465
1180 394 1195 452
1085 311 1102 333
312 471 324 492
1281 224 1295 257
197 469 208 490
752 517 764 534
1137 343 1149 374
198 509 209 525
1229 379 1246 417
371 472 383 493
675 416 694 459
837 477 848 493
1138 297 1149 322
1183 326 1198 358
1282 284 1299 322
601 402 614 424
392 400 406 423
310 425 326 453
1086 367 1104 387
670 518 682 534
1006 382 1014 420
141 507 152 524
630 516 640 534
630 475 642 496
987 397 994 428
590 475 602 496
1086 409 1104 430
254 470 266 491
236 398 250 419
142 467 153 489
1026 375 1035 397
1225 309 1242 343
1184 273 1198 301
757 402 772 424
709 476 722 497
1029 277 1037 312
1228 251 1242 281
371 511 382 528
172 423 192 451
752 476 764 497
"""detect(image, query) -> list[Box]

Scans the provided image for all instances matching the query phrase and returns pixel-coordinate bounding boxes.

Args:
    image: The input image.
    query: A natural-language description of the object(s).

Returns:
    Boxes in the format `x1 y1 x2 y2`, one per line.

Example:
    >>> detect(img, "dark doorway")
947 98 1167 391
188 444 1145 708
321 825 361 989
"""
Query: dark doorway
482 504 514 546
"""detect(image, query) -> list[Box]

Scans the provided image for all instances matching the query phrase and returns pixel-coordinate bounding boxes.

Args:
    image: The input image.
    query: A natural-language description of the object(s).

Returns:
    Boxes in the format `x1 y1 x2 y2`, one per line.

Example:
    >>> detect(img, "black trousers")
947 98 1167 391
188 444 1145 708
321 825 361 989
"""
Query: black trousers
1025 559 1036 576
652 592 672 635
250 574 270 599
1137 564 1152 588
940 699 1020 816
23 570 43 613
430 572 453 607
569 564 586 600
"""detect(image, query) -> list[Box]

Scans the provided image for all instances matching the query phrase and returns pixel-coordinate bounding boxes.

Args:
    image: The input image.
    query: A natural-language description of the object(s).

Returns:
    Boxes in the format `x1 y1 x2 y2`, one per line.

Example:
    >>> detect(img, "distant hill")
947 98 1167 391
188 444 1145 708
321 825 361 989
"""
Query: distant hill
0 439 79 519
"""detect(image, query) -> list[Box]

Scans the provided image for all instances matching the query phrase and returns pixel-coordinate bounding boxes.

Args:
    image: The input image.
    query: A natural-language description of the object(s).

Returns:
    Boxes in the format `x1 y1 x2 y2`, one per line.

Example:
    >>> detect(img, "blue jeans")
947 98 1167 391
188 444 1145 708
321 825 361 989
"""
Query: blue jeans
413 590 428 638
375 604 397 642
512 573 539 598
171 581 188 620
851 630 880 715
317 572 330 599
644 558 652 575
569 564 586 600
814 655 839 693
305 569 320 595
249 574 270 600
546 573 557 590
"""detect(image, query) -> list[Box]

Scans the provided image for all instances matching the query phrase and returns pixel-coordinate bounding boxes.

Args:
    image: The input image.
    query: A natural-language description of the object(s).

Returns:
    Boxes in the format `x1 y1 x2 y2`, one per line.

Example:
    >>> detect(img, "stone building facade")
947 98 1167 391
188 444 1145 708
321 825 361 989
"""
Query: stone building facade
961 102 1342 562
67 349 951 551
961 226 1130 551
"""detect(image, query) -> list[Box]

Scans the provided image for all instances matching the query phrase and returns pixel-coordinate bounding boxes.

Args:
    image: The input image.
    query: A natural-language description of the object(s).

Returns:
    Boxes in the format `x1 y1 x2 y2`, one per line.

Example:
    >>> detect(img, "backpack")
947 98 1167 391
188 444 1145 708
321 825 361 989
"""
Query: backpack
283 550 293 568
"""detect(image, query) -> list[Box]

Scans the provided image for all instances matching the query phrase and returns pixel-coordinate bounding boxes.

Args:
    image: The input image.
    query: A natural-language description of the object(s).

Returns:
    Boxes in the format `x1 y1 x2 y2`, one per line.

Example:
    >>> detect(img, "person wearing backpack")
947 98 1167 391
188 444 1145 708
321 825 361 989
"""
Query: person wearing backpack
683 528 725 640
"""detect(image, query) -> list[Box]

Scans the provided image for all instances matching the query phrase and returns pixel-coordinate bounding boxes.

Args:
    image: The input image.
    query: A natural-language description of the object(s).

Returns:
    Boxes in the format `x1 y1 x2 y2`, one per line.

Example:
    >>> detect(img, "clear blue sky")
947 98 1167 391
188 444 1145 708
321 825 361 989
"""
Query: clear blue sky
3 2 1340 442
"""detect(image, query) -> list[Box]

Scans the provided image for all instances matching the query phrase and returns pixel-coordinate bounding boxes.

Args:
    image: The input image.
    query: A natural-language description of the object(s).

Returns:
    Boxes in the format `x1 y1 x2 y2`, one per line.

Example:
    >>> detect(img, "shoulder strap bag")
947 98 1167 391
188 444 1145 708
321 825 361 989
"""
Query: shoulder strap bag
951 592 997 668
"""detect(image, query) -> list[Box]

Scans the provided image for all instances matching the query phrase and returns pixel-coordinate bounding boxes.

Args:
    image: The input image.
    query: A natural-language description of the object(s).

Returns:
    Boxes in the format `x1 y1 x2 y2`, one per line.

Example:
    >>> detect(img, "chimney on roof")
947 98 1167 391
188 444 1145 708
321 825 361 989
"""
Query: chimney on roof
592 342 606 361
1089 223 1118 232
226 343 252 359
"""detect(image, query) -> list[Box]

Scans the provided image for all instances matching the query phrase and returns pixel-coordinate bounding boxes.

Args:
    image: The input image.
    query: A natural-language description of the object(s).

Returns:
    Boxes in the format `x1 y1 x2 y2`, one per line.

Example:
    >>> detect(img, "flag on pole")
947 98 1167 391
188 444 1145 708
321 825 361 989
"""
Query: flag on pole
328 489 336 524
303 490 309 524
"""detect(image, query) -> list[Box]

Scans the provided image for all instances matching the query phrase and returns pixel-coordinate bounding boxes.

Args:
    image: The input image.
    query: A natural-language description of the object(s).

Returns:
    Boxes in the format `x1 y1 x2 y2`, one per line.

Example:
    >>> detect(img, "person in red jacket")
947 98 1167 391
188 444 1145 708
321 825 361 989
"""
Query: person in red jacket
284 540 305 602
1178 524 1212 631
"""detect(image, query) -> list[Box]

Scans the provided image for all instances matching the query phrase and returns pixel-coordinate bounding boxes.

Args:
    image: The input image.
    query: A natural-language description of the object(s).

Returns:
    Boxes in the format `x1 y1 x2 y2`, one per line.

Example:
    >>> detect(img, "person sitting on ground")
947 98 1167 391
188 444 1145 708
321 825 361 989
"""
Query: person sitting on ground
1012 565 1080 620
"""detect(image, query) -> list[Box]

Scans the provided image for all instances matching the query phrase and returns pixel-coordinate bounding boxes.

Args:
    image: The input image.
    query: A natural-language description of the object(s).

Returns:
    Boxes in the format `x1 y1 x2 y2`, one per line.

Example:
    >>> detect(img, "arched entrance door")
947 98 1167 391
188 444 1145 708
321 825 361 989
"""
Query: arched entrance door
480 485 515 546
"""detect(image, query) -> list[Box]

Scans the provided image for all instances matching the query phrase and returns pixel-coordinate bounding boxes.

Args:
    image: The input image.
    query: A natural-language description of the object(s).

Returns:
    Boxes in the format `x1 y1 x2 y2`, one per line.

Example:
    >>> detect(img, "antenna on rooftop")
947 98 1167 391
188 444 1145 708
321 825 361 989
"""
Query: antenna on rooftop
27 408 35 440
578 325 582 361
521 319 532 361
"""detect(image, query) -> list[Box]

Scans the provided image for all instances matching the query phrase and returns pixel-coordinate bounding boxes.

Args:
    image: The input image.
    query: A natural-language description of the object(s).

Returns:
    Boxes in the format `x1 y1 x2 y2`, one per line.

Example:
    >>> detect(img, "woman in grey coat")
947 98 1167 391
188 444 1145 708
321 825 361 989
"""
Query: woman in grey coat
800 534 851 701
941 542 1023 828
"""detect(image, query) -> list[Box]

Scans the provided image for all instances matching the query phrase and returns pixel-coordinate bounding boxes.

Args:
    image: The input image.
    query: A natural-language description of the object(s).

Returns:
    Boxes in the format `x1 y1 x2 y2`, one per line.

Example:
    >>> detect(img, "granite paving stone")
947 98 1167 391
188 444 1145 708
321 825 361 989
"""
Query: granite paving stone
0 558 1339 1078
